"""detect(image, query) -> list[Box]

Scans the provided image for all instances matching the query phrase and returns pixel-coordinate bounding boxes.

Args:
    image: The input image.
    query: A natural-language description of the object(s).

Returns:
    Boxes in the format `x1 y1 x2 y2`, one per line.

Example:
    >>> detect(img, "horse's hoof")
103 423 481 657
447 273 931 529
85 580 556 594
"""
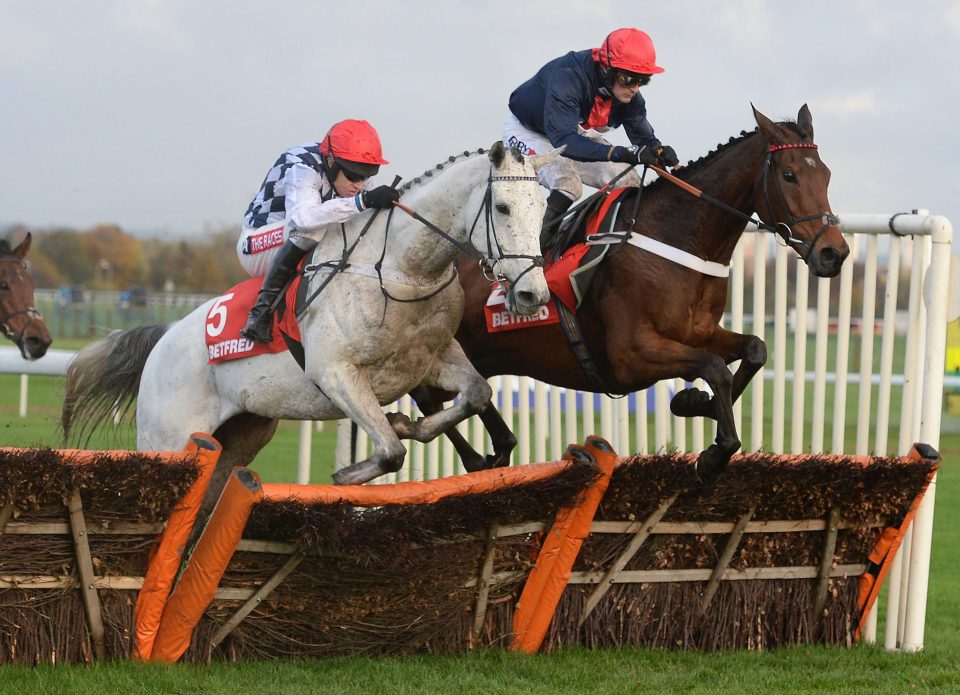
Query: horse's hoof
671 388 713 418
486 453 510 469
694 446 728 488
386 412 414 438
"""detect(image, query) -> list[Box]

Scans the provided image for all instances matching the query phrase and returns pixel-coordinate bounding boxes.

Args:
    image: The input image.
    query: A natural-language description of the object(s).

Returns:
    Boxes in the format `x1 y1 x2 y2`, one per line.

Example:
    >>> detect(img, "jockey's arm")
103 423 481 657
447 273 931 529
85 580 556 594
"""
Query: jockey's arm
542 74 619 163
622 105 662 151
285 163 372 239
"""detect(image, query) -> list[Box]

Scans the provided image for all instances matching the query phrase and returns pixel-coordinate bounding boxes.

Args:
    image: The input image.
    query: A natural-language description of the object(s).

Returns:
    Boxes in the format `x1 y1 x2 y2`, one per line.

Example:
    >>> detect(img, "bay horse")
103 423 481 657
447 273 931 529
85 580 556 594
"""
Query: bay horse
1 233 52 360
414 105 849 483
61 142 561 485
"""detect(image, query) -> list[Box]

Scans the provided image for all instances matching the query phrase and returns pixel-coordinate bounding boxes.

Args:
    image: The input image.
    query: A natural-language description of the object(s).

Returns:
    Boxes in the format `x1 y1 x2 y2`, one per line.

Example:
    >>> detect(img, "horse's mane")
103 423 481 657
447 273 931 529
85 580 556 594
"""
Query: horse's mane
649 120 807 191
398 148 488 194
0 239 13 255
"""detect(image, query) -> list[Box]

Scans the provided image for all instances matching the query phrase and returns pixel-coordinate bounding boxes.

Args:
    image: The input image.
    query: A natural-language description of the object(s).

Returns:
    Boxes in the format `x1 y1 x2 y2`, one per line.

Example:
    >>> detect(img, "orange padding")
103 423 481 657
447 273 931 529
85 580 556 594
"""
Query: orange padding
150 467 263 664
132 434 221 661
855 444 940 639
511 436 618 654
261 460 575 507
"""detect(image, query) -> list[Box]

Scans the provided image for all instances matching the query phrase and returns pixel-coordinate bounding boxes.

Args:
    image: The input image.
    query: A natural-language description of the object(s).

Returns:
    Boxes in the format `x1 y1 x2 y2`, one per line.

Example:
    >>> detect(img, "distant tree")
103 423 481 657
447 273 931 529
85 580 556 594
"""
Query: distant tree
81 224 147 289
36 228 94 285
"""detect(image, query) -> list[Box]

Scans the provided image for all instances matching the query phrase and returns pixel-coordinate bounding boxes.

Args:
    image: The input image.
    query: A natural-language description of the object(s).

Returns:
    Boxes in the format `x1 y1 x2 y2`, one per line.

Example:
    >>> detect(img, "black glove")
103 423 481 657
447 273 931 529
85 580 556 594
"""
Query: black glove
616 144 659 167
658 145 679 167
361 185 400 210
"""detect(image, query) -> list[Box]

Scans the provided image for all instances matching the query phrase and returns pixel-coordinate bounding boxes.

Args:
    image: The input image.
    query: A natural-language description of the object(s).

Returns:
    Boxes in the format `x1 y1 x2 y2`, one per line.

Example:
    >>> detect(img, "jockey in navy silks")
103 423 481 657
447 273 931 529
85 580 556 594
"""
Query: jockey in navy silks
503 28 680 250
238 119 399 343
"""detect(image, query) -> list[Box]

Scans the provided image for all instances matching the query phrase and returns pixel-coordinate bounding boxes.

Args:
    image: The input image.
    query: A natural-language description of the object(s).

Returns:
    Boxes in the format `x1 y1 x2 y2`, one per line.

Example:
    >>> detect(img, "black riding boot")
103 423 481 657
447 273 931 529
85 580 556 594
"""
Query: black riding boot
540 189 574 255
240 241 308 343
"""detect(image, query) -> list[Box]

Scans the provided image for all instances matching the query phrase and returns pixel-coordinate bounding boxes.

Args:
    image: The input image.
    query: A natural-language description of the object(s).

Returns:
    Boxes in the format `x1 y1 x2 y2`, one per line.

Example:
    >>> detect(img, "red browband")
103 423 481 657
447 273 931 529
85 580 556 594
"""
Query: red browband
769 143 818 152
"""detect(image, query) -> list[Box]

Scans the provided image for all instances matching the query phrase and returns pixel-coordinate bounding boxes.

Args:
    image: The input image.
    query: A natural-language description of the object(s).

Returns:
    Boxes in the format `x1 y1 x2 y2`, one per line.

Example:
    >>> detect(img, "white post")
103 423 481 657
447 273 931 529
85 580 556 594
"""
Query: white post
902 215 952 652
790 258 809 454
297 420 312 484
19 374 28 418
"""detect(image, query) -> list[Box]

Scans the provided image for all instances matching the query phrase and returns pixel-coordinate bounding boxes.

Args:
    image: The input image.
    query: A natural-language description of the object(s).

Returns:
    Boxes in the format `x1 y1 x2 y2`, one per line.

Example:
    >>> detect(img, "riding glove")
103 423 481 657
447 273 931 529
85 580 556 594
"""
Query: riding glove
362 186 400 209
615 144 659 167
658 145 680 167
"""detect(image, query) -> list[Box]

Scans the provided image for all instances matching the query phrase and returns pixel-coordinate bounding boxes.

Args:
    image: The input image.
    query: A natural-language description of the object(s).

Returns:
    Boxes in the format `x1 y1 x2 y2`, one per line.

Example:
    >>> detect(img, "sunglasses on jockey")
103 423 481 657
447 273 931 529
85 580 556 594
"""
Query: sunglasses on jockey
614 71 652 88
339 168 370 183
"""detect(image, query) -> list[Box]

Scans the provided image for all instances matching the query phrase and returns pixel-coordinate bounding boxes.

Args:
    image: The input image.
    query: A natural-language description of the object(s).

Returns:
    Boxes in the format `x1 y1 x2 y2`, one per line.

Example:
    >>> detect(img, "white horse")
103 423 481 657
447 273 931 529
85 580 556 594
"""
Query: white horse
62 142 561 485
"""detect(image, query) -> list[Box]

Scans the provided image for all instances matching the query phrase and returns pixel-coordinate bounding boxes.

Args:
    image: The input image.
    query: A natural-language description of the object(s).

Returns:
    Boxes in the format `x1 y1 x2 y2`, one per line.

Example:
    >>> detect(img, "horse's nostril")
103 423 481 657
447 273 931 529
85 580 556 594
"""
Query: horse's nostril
516 291 538 306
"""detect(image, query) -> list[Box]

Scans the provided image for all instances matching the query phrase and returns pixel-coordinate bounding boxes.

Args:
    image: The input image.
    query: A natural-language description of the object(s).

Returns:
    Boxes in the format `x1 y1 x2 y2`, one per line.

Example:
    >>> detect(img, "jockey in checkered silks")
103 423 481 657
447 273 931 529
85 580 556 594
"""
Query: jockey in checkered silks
502 28 680 252
237 119 399 343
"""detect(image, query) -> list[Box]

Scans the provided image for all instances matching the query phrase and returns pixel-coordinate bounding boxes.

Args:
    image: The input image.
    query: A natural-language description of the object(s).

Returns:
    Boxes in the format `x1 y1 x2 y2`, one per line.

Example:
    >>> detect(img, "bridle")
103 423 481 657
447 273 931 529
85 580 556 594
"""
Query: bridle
0 257 43 345
390 169 545 307
471 170 545 297
758 142 839 261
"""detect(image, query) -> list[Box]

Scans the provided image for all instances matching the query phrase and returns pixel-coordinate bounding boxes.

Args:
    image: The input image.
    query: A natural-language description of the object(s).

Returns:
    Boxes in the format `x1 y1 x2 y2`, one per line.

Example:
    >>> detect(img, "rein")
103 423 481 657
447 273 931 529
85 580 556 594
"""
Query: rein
648 141 838 260
389 169 545 306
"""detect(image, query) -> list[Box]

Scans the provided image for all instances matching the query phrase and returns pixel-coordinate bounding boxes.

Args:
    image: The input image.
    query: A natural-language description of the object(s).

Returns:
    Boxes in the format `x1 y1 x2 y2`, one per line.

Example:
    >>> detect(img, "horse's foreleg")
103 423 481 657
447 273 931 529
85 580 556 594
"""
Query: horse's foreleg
624 337 741 484
393 343 493 446
670 330 766 420
410 386 517 472
315 364 407 486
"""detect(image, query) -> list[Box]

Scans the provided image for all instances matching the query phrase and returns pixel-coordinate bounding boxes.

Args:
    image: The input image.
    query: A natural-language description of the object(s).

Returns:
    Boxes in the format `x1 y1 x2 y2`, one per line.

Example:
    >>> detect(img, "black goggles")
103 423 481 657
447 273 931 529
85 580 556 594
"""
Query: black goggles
340 168 369 183
614 72 652 88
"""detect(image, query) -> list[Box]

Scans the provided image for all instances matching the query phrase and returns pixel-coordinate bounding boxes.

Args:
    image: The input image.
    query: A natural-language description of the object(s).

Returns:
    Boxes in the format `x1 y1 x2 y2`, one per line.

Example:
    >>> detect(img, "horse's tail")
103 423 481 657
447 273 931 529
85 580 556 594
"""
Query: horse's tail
60 325 168 446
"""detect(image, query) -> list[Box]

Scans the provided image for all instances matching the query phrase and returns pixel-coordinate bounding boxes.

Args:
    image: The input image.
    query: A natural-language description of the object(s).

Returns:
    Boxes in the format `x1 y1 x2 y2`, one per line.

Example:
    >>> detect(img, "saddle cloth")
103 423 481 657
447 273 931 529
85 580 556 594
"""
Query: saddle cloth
205 277 302 364
483 187 629 333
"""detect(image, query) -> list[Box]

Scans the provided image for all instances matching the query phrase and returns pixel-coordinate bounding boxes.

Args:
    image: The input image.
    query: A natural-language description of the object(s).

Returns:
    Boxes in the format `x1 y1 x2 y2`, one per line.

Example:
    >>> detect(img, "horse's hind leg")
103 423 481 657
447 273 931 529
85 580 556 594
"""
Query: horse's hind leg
185 414 279 554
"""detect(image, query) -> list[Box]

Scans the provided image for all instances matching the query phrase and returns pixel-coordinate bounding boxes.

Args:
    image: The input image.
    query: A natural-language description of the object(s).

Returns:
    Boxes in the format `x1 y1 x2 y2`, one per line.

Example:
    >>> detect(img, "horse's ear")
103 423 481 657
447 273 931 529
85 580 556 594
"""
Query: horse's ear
13 232 31 259
488 141 506 168
797 104 814 140
751 103 784 145
528 146 565 172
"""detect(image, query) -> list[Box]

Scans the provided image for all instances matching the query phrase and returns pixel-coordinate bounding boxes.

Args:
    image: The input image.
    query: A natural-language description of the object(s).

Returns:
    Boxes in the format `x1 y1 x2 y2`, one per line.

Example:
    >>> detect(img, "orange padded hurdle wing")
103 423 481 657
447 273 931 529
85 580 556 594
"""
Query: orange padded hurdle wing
511 436 618 653
133 434 221 661
150 466 262 663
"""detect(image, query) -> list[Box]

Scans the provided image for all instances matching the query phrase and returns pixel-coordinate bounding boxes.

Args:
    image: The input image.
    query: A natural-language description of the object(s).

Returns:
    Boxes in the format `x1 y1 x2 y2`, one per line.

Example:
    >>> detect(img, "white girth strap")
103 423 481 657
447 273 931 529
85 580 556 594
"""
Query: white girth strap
626 233 730 278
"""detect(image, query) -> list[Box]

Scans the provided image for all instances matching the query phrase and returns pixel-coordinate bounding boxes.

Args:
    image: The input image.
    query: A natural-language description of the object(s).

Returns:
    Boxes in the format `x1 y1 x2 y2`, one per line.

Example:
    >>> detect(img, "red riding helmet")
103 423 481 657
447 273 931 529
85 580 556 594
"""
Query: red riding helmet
593 28 664 75
319 119 389 178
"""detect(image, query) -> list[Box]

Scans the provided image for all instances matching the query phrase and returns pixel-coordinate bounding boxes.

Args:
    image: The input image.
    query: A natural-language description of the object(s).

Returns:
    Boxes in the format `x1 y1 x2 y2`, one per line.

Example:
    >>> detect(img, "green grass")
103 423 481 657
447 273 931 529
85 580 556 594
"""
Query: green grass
1 341 958 692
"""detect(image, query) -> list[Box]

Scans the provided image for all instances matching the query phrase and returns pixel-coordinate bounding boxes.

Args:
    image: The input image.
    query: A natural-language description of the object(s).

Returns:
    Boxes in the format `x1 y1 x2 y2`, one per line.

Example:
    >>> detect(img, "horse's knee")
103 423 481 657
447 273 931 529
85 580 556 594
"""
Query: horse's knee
460 377 493 413
743 336 767 368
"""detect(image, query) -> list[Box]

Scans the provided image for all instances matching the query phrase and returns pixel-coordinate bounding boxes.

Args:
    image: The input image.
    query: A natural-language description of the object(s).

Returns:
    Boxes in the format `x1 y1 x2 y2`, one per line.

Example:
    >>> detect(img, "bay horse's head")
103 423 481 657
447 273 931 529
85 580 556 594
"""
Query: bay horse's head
753 104 849 277
1 233 52 360
480 141 563 315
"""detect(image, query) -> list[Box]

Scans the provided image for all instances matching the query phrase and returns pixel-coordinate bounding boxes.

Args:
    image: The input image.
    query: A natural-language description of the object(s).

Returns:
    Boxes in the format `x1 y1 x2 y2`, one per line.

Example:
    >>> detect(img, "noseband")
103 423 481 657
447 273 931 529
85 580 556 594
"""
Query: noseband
760 143 839 260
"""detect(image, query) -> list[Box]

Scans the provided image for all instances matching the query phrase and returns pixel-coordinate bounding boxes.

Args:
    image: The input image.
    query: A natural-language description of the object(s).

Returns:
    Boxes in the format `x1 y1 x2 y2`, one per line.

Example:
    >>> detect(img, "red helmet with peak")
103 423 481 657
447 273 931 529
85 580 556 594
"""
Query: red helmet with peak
319 119 388 178
592 28 664 75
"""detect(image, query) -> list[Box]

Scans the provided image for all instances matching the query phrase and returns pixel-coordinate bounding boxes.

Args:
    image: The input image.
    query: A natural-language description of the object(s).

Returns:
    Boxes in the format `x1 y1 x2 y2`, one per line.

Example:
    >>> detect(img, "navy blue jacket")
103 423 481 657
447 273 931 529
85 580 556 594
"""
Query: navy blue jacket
508 49 660 162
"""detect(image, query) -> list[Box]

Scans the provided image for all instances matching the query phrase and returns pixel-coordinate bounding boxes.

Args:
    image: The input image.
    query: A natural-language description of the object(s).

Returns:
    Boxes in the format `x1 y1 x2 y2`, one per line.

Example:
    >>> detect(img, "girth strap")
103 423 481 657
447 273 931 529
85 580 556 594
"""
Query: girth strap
554 299 622 395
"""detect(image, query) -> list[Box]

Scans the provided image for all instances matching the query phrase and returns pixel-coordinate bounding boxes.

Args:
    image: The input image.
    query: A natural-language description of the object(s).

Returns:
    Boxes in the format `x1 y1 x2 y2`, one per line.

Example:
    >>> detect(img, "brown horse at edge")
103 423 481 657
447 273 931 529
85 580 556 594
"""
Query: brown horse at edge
0 233 52 360
412 105 849 483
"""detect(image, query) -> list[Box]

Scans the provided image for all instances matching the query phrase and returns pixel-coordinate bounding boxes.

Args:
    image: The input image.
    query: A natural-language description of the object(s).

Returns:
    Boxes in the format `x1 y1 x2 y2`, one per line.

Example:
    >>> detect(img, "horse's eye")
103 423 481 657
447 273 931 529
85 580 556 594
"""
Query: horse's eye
783 169 797 183
495 203 510 215
0 282 8 291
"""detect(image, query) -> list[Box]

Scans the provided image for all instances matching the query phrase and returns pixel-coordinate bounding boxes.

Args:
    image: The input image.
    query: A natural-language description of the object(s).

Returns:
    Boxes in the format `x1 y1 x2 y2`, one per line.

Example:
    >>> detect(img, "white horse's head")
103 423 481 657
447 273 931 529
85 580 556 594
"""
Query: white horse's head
473 141 562 316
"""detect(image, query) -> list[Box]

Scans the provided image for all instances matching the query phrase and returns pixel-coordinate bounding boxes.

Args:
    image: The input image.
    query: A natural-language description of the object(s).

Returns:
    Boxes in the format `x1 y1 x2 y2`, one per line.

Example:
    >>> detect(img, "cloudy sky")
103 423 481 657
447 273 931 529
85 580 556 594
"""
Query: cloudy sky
3 1 959 245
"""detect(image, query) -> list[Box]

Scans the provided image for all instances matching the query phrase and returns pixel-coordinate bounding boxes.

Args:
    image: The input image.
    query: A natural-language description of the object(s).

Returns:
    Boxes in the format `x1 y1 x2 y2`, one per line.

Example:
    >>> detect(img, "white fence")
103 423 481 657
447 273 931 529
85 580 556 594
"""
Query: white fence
0 211 954 652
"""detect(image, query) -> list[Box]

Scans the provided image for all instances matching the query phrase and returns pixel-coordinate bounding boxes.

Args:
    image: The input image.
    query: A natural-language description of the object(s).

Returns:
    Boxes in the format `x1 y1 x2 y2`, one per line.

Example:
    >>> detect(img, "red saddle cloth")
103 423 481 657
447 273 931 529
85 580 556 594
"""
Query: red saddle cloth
483 187 630 333
205 277 302 364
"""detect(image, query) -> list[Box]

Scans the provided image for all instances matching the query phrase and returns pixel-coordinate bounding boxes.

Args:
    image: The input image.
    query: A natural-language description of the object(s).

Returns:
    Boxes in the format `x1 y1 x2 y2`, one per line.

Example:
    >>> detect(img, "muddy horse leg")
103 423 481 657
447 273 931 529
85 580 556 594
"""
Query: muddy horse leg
410 386 516 472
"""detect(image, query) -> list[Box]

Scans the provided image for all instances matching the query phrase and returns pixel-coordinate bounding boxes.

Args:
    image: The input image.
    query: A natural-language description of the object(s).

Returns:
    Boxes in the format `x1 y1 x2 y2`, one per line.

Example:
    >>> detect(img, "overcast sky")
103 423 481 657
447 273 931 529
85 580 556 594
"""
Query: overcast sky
3 1 959 247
